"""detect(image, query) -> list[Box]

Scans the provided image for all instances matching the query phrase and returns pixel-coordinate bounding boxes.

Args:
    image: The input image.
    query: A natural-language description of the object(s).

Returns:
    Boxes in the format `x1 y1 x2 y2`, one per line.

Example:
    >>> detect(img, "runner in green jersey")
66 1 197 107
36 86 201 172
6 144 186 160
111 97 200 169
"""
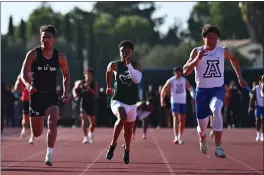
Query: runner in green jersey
105 40 142 164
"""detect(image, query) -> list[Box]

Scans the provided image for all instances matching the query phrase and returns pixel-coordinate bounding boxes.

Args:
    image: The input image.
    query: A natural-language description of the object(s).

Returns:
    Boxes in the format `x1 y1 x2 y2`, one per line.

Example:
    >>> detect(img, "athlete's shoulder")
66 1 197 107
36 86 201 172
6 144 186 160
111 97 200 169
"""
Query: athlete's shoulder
107 60 119 71
17 74 22 80
189 46 201 58
216 45 226 49
28 47 39 55
193 45 203 52
57 50 67 59
111 60 120 64
216 45 226 51
109 60 119 67
196 45 203 50
168 76 175 83
26 47 38 60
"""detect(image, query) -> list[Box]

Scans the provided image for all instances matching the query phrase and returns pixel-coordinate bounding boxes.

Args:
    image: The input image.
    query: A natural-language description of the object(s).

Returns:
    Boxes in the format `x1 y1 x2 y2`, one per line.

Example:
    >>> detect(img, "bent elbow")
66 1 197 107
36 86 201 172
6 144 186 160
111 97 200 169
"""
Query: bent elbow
183 69 189 76
183 70 187 76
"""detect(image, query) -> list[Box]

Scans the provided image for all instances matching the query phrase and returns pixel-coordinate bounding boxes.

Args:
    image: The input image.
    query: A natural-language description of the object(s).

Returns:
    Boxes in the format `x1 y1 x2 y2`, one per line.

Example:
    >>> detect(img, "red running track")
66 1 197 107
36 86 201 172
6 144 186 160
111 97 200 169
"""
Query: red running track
1 128 263 175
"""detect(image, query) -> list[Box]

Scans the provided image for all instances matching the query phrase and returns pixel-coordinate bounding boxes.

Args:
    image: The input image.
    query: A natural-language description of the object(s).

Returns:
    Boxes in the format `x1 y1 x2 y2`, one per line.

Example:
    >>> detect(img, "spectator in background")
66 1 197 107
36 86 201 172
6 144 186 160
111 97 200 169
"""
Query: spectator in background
14 74 34 144
146 85 159 127
226 81 243 129
5 84 16 127
157 86 164 127
164 88 172 127
72 80 81 128
223 84 231 127
158 85 172 128
1 73 7 140
96 87 107 127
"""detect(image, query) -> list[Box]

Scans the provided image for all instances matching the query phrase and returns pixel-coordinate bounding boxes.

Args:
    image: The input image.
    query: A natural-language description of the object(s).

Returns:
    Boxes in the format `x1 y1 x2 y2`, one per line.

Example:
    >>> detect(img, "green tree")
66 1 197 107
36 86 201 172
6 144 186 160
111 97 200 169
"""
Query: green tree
8 16 15 40
93 13 117 71
187 2 211 43
161 24 182 46
240 2 264 66
210 2 248 39
26 5 62 37
224 48 253 68
114 15 152 44
52 16 61 37
19 19 27 41
93 2 162 45
140 41 194 69
63 14 73 43
187 2 249 42
75 20 85 77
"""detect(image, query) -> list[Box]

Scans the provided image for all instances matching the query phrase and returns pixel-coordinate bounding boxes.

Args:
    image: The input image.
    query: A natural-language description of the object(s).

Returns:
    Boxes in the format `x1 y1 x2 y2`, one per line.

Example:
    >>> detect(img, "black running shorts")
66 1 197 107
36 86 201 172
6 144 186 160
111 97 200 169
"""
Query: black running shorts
29 92 59 117
80 103 95 116
22 101 30 115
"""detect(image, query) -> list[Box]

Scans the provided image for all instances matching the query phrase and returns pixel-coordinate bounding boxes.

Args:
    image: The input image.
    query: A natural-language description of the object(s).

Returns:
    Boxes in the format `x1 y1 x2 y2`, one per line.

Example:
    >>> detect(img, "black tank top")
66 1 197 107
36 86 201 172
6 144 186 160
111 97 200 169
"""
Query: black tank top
31 47 59 93
80 81 96 104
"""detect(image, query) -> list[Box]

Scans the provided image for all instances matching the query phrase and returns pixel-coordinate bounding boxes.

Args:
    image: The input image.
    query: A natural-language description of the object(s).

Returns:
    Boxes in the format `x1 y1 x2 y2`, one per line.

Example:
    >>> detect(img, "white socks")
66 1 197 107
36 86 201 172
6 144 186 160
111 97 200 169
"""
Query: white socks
47 147 53 155
83 132 94 143
88 131 94 138
178 134 181 140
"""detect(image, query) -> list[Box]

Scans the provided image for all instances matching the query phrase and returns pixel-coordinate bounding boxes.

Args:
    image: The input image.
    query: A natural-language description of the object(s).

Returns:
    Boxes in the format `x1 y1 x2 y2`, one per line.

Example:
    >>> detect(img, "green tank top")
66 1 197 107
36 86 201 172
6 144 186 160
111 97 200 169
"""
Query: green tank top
112 60 138 105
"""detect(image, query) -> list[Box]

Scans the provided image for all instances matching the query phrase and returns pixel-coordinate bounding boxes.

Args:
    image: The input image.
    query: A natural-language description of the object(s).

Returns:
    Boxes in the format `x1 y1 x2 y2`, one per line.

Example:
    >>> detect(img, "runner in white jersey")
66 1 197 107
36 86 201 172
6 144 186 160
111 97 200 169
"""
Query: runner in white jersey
160 66 195 144
249 75 264 141
183 24 248 158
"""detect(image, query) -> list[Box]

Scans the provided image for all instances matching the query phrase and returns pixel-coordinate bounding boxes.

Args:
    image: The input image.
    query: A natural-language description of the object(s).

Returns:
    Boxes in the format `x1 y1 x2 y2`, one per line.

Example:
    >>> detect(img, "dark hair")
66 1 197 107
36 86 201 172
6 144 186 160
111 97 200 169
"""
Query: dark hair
201 24 220 38
84 67 94 75
119 40 134 51
40 25 57 36
173 66 182 72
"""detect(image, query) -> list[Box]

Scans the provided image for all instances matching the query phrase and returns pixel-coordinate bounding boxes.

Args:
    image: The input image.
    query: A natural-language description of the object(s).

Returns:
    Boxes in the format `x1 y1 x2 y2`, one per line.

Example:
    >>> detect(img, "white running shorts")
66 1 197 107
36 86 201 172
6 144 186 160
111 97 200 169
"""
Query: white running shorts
111 100 137 122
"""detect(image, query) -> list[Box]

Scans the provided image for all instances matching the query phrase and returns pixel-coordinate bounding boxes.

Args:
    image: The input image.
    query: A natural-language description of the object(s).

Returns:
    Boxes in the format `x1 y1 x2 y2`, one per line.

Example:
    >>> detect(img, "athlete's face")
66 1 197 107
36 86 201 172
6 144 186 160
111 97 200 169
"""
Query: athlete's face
174 71 182 78
120 46 132 60
40 32 55 49
203 32 218 48
84 72 93 81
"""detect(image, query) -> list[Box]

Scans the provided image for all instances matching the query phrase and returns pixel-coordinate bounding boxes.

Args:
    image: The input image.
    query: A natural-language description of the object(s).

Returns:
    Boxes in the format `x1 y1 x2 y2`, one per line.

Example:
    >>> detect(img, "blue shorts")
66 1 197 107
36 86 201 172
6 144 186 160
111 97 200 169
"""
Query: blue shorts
195 86 225 119
255 106 264 119
171 103 187 114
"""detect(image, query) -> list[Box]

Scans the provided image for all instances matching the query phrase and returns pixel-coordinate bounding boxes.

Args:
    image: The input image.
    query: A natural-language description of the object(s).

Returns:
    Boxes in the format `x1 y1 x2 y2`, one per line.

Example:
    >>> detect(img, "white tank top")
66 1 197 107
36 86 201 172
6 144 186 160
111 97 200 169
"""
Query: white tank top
169 76 187 104
255 85 264 107
194 45 225 88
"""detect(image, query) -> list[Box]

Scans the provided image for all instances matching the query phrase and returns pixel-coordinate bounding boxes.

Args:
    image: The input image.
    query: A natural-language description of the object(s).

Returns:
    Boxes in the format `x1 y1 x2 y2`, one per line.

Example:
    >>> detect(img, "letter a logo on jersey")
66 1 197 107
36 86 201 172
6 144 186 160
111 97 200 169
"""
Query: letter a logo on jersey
203 60 221 78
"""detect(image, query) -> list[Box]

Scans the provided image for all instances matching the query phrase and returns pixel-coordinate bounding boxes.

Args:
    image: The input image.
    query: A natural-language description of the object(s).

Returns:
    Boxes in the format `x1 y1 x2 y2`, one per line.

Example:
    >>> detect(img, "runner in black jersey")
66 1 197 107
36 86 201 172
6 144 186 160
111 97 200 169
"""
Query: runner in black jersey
20 25 71 166
105 40 142 164
72 68 98 144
